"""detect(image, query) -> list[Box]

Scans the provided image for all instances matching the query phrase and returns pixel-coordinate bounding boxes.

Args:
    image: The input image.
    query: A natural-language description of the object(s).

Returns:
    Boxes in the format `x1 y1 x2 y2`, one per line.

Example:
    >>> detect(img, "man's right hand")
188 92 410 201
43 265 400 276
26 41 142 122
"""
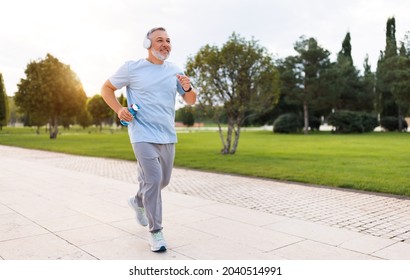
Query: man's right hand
117 107 133 122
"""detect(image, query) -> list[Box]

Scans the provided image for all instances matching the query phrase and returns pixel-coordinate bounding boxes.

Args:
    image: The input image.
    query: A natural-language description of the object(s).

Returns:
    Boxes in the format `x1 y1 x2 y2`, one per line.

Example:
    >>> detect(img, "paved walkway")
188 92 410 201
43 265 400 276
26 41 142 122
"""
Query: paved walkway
0 144 410 260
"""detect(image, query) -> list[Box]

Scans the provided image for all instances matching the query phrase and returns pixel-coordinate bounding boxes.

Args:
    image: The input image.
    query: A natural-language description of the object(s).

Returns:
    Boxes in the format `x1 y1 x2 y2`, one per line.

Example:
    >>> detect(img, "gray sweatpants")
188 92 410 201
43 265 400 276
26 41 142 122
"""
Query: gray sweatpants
131 142 175 232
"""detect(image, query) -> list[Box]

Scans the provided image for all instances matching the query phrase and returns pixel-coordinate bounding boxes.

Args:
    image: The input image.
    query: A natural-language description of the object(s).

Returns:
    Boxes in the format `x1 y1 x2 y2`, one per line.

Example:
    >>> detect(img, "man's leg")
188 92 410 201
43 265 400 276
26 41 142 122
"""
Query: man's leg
132 142 164 232
158 143 175 189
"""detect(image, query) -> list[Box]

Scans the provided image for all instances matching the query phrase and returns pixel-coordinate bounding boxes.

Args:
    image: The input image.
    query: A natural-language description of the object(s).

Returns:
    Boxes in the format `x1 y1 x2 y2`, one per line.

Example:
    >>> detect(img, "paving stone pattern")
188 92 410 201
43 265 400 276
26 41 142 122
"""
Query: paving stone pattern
3 146 410 244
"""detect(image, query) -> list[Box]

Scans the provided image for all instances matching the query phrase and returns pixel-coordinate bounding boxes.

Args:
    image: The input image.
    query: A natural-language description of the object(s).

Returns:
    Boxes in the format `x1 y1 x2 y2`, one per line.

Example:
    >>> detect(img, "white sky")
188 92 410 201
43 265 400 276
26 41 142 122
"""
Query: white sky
1 0 409 97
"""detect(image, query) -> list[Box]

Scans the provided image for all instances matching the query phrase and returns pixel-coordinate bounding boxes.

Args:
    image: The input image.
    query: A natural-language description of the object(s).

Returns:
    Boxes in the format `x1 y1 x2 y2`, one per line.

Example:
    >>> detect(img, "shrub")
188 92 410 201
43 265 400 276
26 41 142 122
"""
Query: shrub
328 111 378 133
273 113 302 133
176 106 195 127
380 116 408 131
360 113 379 132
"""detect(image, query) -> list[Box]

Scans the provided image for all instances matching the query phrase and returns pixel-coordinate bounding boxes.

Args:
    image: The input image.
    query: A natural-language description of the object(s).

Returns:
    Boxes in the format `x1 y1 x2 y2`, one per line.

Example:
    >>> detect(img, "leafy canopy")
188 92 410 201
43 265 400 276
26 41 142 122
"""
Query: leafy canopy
15 54 87 137
186 32 280 154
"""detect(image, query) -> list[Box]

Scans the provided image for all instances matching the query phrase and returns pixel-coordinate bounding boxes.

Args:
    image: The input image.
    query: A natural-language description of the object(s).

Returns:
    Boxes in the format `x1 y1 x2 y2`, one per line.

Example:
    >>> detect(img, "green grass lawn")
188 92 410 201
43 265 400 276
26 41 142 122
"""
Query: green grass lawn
1 126 409 196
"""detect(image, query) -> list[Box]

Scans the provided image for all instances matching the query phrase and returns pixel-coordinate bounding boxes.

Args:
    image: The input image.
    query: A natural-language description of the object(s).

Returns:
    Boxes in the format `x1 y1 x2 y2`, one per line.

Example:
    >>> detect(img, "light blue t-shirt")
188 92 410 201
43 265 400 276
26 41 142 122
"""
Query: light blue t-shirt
109 59 186 144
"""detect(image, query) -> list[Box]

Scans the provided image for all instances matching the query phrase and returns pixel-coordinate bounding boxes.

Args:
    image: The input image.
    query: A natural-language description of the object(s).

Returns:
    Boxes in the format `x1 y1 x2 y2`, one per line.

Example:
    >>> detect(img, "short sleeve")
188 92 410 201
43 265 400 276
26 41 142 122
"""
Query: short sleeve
109 61 130 89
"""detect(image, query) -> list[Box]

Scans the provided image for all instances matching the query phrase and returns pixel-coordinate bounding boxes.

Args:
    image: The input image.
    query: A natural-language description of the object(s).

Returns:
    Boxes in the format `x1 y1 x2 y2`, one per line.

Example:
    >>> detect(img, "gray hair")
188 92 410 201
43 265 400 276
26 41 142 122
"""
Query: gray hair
147 27 166 39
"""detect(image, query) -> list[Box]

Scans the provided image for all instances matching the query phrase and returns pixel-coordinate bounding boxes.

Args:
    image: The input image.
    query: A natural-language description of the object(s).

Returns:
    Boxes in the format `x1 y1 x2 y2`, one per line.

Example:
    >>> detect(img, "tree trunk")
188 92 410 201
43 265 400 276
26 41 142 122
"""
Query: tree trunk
303 100 309 134
221 123 233 154
217 121 228 154
49 117 58 139
231 123 241 154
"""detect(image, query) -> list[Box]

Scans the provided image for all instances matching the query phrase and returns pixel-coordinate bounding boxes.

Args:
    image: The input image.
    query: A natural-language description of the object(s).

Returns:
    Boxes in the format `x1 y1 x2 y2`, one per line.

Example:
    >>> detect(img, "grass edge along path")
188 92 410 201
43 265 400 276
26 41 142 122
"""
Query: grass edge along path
1 127 409 197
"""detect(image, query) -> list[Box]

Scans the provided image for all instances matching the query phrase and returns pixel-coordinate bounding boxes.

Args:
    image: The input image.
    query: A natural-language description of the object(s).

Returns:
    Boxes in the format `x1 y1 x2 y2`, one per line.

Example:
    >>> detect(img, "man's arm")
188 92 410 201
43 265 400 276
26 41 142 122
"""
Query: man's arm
177 74 197 105
101 80 132 122
182 89 197 105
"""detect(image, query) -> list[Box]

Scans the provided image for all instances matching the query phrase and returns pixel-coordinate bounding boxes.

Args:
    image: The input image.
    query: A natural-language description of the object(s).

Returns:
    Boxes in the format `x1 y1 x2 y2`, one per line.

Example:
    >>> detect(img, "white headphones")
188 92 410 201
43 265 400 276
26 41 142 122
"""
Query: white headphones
142 27 166 49
142 34 151 49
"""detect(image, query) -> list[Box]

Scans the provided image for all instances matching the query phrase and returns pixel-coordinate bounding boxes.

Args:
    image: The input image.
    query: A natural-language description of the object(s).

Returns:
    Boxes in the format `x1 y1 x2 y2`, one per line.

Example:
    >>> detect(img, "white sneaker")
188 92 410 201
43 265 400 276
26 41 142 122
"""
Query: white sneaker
150 231 167 252
127 197 148 227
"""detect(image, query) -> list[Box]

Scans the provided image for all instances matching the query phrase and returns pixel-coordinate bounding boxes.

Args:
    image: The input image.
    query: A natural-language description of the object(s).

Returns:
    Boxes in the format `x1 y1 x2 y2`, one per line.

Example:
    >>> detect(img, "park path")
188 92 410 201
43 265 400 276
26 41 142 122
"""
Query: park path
1 144 410 260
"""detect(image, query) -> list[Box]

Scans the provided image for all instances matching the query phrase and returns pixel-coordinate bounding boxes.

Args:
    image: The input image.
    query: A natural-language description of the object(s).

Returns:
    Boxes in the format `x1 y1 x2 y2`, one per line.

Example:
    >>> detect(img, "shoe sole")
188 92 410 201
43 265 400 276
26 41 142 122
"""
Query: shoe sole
151 246 167 252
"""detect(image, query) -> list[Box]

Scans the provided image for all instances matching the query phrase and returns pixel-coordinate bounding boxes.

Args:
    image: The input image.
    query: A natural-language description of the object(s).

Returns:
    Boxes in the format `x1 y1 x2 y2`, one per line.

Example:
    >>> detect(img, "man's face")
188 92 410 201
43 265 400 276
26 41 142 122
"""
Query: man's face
150 30 171 61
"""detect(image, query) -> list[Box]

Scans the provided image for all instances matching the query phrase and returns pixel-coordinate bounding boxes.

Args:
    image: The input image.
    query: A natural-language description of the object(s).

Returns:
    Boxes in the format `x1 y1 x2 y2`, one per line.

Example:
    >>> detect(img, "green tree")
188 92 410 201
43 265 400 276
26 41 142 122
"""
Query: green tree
0 73 9 130
359 55 377 113
334 32 363 111
186 32 280 154
77 104 92 129
385 17 398 58
87 94 113 130
292 36 331 134
329 33 376 114
376 17 410 131
14 54 87 138
7 96 22 126
277 56 304 114
339 32 353 65
179 106 195 127
383 43 410 130
376 17 398 119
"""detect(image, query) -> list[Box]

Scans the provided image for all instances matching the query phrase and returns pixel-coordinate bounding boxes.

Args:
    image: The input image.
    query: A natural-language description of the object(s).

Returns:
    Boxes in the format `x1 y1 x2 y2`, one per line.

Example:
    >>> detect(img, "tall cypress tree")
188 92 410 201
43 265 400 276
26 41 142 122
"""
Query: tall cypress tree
385 17 398 58
334 32 362 111
376 17 398 119
338 32 353 65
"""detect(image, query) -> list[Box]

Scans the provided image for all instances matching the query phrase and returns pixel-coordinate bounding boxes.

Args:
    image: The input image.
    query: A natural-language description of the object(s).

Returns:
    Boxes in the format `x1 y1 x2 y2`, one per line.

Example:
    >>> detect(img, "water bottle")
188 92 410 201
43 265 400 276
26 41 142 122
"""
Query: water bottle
120 104 140 126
